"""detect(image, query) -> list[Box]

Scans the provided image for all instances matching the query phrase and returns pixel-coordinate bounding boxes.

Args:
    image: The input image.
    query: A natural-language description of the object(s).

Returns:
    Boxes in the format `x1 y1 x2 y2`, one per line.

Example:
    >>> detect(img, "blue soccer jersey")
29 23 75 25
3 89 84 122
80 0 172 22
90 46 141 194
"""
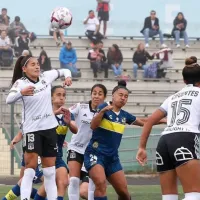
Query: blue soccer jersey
87 102 136 156
56 113 74 158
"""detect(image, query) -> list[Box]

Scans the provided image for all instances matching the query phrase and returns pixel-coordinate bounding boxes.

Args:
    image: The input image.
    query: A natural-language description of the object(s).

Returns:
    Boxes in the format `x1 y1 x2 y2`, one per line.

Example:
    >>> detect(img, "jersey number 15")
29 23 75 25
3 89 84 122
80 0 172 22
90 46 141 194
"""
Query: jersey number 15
169 99 192 127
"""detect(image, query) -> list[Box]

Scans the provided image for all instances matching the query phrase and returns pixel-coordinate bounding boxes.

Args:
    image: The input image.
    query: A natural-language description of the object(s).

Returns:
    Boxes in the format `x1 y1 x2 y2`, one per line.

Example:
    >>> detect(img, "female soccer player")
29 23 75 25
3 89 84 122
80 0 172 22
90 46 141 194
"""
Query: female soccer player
34 85 78 200
67 84 107 200
84 80 145 200
6 55 72 200
2 131 41 200
136 58 200 200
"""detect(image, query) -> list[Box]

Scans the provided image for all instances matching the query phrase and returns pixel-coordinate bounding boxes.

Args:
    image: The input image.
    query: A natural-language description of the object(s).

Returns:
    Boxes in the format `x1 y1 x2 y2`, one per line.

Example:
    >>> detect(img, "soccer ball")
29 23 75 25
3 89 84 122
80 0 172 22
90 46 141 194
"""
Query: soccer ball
51 7 72 30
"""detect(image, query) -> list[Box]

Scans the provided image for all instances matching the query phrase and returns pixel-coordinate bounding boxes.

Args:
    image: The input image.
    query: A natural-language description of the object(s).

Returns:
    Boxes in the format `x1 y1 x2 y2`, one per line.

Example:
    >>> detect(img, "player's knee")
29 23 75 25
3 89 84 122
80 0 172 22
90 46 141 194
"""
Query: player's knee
95 178 107 194
80 186 88 199
57 178 69 189
43 166 56 178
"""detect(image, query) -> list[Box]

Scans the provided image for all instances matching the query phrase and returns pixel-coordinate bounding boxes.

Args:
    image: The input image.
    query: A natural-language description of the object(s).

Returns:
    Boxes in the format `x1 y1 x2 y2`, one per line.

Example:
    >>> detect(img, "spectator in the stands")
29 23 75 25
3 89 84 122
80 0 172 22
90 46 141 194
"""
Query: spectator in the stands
38 50 52 72
84 10 103 44
49 23 66 46
0 30 13 66
0 8 10 26
107 44 123 77
59 41 78 77
22 50 30 56
133 43 154 79
96 0 110 38
15 30 30 56
8 16 28 44
172 12 189 48
140 10 166 48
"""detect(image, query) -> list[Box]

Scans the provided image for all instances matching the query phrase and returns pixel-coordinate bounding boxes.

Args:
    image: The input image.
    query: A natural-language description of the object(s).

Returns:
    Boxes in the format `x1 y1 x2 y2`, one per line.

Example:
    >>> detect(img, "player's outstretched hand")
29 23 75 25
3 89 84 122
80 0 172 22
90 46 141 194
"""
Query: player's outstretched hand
54 107 68 115
63 77 72 87
101 105 113 113
21 86 35 96
136 148 147 166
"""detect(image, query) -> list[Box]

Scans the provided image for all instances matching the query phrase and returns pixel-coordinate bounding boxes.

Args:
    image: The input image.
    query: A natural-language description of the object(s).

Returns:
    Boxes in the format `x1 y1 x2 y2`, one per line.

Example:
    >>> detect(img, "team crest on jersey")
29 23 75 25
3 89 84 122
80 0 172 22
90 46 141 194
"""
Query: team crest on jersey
92 141 98 148
41 80 47 85
122 117 126 124
109 115 113 120
28 143 34 150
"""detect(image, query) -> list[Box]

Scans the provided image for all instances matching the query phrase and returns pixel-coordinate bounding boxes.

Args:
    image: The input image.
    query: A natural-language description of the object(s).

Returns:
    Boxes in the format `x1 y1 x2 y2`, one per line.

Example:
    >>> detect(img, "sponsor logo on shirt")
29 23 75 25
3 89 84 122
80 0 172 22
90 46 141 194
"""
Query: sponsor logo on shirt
75 142 84 148
81 120 90 124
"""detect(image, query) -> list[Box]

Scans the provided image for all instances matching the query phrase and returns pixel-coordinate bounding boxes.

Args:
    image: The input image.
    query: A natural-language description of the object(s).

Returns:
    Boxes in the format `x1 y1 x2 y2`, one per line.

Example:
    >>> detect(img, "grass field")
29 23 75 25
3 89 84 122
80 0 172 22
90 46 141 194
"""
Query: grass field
0 185 184 200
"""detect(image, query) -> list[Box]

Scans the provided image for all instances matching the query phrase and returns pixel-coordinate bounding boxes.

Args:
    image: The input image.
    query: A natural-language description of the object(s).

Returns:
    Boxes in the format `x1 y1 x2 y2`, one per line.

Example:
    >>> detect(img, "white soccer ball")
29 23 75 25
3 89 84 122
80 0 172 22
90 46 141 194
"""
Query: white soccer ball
51 7 72 30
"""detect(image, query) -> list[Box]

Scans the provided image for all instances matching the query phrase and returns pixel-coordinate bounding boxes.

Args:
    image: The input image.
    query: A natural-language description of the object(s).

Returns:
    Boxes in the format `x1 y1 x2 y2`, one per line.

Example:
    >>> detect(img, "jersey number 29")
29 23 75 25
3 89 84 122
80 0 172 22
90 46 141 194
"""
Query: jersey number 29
169 99 192 127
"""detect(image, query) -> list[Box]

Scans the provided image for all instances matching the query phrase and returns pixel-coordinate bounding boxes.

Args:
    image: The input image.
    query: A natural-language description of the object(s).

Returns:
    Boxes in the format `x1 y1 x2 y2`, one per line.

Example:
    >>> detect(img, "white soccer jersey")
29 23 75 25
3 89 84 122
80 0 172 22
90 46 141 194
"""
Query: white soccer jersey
6 69 71 134
68 101 96 154
160 85 200 135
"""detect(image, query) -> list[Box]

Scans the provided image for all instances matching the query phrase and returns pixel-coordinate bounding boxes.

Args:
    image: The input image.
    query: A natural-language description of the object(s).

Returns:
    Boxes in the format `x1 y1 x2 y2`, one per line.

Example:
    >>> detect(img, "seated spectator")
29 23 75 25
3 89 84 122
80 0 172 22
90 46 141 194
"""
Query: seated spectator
0 8 10 26
96 0 110 37
0 30 13 66
88 42 108 78
133 43 154 78
15 30 30 56
59 41 78 77
84 10 103 44
38 50 52 72
172 12 189 48
140 10 166 48
8 16 28 44
49 24 66 46
107 44 123 77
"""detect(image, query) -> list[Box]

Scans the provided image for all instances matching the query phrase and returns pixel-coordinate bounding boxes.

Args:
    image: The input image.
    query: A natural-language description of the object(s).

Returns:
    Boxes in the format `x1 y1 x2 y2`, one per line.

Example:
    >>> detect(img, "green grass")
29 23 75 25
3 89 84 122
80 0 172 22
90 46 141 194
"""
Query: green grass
0 185 184 200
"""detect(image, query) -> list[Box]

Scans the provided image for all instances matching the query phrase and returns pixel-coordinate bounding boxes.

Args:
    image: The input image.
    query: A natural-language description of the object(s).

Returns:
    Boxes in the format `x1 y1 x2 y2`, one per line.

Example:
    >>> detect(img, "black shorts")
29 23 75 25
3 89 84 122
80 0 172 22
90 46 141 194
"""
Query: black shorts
80 170 89 183
23 128 57 157
156 132 200 173
67 150 84 165
98 11 109 21
49 30 61 38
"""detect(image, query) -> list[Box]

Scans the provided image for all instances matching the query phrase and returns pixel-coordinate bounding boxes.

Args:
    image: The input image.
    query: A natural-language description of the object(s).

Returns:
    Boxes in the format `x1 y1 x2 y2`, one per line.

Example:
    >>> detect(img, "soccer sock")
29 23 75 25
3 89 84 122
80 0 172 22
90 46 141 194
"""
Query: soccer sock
43 166 57 200
162 194 178 200
3 184 20 200
185 192 200 199
88 178 95 200
21 168 35 200
57 197 63 200
34 193 46 200
94 197 107 200
68 177 80 200
30 188 38 199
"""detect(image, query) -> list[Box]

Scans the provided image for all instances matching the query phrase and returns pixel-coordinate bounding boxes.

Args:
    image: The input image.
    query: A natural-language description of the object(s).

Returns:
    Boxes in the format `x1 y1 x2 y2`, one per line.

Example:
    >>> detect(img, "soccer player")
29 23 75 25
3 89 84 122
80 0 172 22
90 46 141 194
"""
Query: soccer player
6 55 72 200
2 131 41 200
136 58 200 200
67 84 107 200
34 85 78 200
84 80 145 200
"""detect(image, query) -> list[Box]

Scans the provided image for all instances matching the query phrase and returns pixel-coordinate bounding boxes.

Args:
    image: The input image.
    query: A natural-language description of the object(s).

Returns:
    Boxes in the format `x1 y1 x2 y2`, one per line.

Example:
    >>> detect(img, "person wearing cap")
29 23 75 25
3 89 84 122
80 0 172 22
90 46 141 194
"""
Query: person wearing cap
0 8 10 26
15 29 30 56
8 16 28 44
59 41 78 77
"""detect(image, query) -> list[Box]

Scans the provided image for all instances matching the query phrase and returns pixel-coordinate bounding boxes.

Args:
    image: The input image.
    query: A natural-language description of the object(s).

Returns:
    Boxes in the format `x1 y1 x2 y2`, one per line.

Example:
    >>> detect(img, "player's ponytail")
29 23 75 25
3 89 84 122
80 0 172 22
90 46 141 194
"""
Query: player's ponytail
183 58 200 85
11 55 32 86
112 80 129 94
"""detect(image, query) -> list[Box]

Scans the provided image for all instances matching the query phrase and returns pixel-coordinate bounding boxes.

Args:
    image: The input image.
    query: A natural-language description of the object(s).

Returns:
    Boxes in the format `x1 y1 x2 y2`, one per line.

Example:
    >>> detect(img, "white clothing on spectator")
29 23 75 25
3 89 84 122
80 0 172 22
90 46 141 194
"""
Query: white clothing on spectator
0 36 10 46
85 18 99 31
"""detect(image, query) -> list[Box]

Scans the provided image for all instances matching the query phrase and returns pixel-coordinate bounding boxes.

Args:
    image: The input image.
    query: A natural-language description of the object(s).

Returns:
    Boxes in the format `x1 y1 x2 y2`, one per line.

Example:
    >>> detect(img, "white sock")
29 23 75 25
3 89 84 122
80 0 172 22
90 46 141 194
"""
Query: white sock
88 178 95 200
184 192 200 200
20 168 35 200
68 177 80 200
162 194 178 200
43 166 57 200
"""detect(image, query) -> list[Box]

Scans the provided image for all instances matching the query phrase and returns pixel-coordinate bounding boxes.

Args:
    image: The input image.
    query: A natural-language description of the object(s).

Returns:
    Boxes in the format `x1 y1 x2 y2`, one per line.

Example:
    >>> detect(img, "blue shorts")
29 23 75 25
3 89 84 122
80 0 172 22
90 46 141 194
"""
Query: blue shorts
56 157 68 171
21 154 43 184
84 149 122 177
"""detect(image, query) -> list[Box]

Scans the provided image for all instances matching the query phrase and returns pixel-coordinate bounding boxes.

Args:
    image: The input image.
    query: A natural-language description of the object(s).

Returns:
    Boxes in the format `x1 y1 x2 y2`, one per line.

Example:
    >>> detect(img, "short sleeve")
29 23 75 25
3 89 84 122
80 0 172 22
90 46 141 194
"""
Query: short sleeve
159 97 170 115
97 102 108 113
126 112 136 125
69 103 80 118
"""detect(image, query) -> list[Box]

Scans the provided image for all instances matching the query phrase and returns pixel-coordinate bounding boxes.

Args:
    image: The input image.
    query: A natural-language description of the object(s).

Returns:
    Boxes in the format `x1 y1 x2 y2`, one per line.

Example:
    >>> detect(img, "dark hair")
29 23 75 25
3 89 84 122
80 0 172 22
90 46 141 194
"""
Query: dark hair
177 12 184 19
2 8 7 11
112 44 119 51
150 10 156 14
89 10 94 14
91 84 107 97
185 57 197 65
112 80 129 94
182 58 200 85
51 85 65 96
11 55 33 85
39 50 48 58
15 16 20 22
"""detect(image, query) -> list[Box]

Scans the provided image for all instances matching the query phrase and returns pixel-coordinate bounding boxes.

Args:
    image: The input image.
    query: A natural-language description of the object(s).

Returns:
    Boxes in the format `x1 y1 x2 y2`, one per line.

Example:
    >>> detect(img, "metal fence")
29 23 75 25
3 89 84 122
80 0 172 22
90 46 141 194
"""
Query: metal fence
0 89 164 175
